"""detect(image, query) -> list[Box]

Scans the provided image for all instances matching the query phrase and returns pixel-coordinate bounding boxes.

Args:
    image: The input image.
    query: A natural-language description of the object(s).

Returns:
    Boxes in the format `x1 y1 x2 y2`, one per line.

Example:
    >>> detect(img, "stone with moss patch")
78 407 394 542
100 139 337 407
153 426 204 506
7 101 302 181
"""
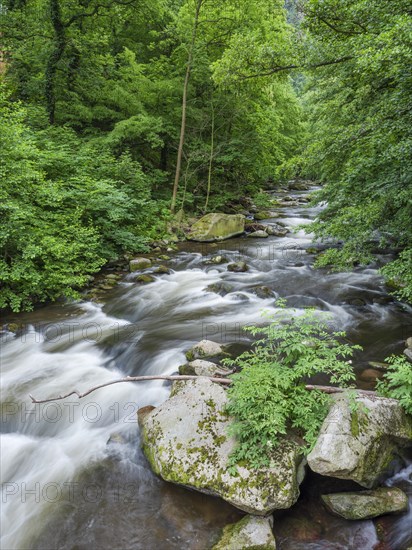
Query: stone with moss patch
139 377 305 515
308 394 412 488
321 487 408 520
186 213 245 242
185 340 225 361
212 515 276 549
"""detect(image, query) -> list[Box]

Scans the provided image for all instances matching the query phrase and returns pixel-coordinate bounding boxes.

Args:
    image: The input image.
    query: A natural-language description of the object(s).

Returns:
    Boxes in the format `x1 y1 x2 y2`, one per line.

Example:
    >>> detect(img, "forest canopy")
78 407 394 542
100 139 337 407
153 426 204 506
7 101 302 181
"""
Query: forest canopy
1 0 411 310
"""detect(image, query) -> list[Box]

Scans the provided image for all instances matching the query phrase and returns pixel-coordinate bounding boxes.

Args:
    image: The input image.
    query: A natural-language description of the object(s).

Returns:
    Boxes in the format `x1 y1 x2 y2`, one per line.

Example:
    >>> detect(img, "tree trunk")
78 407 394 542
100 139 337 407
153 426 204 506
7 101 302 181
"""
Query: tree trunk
45 0 66 124
204 99 214 213
171 0 203 213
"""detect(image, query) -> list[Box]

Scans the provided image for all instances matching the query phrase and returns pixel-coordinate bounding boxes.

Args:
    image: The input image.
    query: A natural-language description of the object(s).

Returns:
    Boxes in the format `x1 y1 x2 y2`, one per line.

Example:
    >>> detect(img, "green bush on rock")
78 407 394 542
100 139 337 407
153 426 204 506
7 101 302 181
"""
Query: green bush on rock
224 307 360 468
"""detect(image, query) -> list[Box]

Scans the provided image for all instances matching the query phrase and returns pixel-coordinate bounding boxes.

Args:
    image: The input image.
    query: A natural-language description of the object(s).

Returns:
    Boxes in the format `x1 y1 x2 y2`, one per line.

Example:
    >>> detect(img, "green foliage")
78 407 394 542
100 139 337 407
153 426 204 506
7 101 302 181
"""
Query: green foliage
0 87 165 311
224 308 359 468
301 0 412 301
376 355 412 415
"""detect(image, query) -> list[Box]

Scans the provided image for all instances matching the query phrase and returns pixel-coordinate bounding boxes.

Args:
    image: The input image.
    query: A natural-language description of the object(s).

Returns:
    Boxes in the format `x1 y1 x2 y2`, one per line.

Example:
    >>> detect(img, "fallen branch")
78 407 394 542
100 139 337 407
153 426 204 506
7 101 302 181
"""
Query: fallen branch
29 374 232 403
29 376 377 404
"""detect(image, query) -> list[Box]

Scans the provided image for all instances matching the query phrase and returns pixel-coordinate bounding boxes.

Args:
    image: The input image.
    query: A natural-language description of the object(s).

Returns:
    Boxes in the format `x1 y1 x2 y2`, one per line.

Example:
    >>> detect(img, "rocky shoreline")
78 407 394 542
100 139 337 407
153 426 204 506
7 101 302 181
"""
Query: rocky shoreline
136 338 412 549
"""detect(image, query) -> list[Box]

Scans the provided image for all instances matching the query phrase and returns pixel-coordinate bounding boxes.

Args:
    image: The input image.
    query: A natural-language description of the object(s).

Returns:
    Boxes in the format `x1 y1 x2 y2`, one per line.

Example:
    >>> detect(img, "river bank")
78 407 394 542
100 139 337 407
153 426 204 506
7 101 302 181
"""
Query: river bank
1 184 411 549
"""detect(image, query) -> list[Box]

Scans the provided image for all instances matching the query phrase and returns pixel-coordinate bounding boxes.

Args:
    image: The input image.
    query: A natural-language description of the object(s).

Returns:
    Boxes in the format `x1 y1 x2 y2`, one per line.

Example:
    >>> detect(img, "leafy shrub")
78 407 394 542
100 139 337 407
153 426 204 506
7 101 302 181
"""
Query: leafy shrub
224 308 359 468
376 355 412 415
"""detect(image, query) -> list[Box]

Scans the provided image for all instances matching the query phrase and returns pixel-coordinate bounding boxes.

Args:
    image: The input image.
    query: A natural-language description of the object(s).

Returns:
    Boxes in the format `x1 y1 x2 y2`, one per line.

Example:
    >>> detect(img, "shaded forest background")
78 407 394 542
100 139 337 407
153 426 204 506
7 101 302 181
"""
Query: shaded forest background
1 0 411 311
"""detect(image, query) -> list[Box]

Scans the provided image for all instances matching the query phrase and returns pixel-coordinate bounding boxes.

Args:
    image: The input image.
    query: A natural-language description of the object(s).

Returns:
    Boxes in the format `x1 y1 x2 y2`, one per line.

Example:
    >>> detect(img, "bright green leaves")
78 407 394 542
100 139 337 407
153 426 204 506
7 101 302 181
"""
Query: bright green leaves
302 0 412 300
377 355 412 415
224 308 359 468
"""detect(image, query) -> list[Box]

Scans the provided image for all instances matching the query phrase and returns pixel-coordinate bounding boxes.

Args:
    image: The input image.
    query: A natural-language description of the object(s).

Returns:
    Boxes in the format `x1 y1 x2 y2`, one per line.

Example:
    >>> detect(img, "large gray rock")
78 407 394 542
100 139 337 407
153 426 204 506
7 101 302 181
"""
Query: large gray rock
212 515 276 549
185 340 224 361
308 394 412 488
247 230 269 238
139 378 305 515
186 213 245 242
321 487 408 520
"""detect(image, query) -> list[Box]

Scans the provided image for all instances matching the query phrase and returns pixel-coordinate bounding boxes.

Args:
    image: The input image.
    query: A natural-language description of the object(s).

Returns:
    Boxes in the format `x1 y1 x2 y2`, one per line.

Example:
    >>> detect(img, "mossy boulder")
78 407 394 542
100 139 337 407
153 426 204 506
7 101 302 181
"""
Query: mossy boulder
178 360 230 377
185 339 224 361
186 213 245 242
205 282 233 296
307 394 412 488
227 261 248 273
321 487 408 520
130 257 152 271
139 378 306 515
254 211 275 220
212 515 276 549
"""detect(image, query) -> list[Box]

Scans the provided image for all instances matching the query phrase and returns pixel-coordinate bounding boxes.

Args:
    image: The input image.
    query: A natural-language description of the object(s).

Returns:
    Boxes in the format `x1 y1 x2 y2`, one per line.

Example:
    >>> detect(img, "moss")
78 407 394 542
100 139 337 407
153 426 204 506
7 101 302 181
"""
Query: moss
350 411 360 437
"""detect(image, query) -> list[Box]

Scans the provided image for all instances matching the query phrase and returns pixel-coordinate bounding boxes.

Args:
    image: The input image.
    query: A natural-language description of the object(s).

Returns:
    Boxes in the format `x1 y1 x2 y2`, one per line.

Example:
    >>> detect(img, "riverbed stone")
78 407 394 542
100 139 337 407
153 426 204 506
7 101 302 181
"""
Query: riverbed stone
321 487 408 520
130 257 152 271
179 360 230 377
307 394 412 488
255 211 275 220
212 515 276 549
140 378 306 514
227 261 248 272
185 339 224 361
186 213 245 242
265 224 288 237
205 282 233 296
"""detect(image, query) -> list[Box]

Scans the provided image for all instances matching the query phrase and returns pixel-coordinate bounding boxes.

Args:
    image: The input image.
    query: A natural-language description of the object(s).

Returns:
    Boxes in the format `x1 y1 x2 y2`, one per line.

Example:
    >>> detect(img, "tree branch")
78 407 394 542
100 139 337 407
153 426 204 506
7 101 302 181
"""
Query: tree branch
29 376 378 404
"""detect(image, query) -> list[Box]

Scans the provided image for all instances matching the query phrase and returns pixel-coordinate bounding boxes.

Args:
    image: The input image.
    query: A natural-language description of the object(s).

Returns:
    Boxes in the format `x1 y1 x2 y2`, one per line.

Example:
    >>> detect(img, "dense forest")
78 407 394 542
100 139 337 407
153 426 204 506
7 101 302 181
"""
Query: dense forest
1 0 411 311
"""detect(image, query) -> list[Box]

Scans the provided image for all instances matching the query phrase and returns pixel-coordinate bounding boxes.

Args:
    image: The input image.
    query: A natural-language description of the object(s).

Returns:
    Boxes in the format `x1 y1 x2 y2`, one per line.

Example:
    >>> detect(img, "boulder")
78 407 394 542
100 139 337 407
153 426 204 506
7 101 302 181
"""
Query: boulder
206 282 233 296
179 360 230 377
321 487 408 520
135 274 155 283
227 261 248 273
130 257 152 271
185 339 224 361
140 378 305 515
265 224 288 237
307 394 412 488
247 230 268 238
254 211 275 220
186 213 245 242
404 348 412 363
212 515 276 549
249 286 277 299
204 255 228 265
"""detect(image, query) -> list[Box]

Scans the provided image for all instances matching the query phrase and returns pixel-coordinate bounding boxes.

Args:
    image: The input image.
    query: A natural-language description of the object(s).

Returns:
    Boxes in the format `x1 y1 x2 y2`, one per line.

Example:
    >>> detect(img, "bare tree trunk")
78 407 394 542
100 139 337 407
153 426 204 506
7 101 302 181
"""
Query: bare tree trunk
171 0 203 213
204 98 214 213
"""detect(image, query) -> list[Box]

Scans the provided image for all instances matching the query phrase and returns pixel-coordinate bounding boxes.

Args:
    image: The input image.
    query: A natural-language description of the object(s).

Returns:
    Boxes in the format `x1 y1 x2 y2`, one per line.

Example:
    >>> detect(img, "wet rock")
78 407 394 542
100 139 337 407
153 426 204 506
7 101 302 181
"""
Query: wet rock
179 360 230 377
254 211 275 220
247 230 268 238
206 282 233 296
135 274 155 283
265 224 288 237
153 265 171 274
212 515 276 549
307 394 412 488
158 255 171 261
186 213 245 242
185 339 224 361
140 378 305 514
288 180 309 191
106 432 128 446
406 336 412 349
250 286 277 299
227 261 248 273
99 284 116 291
321 487 408 520
130 258 152 271
204 255 228 265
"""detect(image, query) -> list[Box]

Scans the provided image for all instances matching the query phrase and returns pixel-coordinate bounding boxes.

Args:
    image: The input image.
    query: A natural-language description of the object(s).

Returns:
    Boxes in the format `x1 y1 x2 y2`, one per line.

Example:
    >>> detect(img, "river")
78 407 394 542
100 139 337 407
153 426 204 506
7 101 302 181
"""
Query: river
1 187 411 549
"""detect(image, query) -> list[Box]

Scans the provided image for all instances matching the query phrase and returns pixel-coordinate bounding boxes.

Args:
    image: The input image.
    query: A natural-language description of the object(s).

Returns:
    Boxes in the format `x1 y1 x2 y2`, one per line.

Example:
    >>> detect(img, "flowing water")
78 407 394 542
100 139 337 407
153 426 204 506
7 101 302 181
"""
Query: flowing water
1 187 411 549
